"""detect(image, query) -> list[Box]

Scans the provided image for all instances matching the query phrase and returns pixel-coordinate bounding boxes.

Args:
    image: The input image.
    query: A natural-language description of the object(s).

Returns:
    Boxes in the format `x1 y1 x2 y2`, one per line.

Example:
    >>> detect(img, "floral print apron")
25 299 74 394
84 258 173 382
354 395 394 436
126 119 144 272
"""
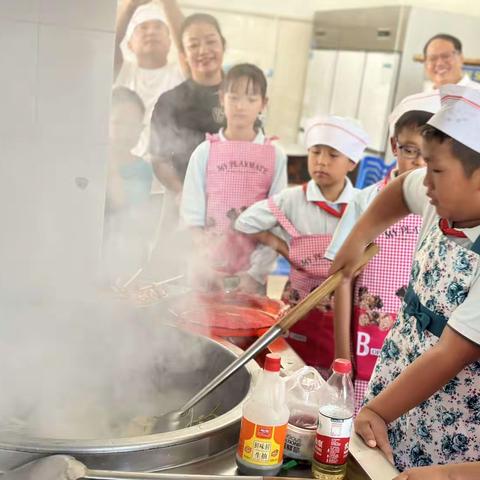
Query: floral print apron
364 219 480 471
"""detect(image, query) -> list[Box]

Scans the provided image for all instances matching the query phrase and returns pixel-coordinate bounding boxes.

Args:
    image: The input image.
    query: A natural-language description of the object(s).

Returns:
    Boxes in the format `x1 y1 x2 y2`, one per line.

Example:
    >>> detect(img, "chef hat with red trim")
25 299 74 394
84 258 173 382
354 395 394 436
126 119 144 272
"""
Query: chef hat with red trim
388 91 441 138
427 84 480 153
304 115 370 163
125 3 167 43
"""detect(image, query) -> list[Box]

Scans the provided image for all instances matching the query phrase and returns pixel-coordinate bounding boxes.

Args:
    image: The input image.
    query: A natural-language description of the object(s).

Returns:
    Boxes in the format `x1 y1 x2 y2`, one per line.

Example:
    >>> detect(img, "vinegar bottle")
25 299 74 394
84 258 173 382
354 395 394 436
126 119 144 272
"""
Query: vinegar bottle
236 353 289 476
311 359 355 480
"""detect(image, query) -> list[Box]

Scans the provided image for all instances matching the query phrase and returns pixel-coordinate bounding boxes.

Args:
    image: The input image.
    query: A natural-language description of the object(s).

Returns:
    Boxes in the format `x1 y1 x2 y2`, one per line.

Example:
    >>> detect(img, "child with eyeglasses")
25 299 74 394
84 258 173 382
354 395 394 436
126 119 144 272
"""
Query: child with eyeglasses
325 92 440 414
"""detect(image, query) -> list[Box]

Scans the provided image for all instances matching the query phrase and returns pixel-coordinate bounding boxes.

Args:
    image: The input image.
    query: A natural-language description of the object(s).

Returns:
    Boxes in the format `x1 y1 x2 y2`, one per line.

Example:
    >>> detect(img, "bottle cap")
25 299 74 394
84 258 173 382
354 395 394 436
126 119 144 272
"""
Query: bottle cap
264 353 281 372
332 358 352 374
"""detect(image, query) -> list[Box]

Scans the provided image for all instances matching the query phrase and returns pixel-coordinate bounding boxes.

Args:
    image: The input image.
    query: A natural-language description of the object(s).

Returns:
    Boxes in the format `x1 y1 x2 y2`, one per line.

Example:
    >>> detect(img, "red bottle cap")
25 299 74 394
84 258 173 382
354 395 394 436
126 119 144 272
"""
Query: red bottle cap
264 353 281 372
332 358 352 374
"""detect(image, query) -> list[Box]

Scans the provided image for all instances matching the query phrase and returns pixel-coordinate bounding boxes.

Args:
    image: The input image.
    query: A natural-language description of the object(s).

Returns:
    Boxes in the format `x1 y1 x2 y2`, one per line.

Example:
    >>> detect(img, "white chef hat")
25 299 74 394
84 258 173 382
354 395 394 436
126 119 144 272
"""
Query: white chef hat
427 84 480 154
125 3 167 43
304 115 370 163
388 91 441 138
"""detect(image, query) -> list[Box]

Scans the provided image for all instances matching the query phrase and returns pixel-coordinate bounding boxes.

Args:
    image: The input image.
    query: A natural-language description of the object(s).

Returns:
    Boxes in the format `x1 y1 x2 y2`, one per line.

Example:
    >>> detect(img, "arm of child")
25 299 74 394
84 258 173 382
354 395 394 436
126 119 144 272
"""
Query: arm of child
356 326 480 460
329 173 412 279
327 192 366 362
114 0 151 78
334 279 353 361
249 231 289 258
235 198 289 257
180 142 209 227
394 462 480 480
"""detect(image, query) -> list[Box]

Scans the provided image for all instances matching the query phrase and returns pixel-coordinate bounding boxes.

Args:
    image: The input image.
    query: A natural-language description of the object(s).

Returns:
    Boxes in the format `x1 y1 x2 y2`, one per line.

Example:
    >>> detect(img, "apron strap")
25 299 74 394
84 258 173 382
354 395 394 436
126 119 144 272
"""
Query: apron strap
302 183 347 218
267 197 300 238
471 234 480 255
206 133 220 143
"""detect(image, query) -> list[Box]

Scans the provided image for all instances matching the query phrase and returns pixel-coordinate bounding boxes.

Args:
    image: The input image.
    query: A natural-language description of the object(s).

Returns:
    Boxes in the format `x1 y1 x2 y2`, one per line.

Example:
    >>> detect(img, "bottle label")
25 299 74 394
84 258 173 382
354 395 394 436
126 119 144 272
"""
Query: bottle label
313 412 353 466
237 417 287 466
284 423 316 460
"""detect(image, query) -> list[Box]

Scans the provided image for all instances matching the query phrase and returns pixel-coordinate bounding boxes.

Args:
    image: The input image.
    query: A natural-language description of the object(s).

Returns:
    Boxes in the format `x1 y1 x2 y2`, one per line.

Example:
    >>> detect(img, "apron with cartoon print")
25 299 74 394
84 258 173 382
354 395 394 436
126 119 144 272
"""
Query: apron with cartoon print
364 219 480 471
268 185 346 370
205 133 276 275
353 177 422 412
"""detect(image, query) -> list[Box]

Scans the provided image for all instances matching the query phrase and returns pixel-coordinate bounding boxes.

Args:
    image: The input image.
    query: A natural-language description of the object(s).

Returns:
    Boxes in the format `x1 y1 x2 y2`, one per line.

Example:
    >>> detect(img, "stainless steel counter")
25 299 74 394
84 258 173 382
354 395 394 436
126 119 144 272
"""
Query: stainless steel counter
166 434 399 479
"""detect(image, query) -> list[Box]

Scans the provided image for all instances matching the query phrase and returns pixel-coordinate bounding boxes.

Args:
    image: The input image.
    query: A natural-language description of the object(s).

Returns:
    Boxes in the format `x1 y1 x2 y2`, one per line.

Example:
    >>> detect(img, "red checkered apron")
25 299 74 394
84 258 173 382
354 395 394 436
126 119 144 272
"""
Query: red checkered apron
268 185 346 370
353 177 422 413
205 133 276 274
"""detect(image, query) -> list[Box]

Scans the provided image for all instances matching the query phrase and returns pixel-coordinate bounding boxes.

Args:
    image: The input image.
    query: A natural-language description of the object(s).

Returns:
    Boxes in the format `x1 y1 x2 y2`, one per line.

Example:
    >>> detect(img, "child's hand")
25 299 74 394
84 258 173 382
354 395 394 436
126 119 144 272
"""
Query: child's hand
355 406 394 464
394 465 456 480
328 236 370 280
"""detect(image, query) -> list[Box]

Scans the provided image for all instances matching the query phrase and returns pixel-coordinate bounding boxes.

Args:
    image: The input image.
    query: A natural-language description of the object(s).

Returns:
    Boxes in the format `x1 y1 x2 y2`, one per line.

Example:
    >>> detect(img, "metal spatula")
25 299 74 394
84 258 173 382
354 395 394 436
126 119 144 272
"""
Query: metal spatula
153 244 379 433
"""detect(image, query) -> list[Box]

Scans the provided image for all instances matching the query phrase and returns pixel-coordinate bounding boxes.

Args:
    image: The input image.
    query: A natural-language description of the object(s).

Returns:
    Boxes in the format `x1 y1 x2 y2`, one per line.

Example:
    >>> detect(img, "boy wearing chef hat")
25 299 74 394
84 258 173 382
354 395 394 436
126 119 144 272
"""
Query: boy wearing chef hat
329 85 480 474
114 1 184 161
235 115 369 373
325 91 440 414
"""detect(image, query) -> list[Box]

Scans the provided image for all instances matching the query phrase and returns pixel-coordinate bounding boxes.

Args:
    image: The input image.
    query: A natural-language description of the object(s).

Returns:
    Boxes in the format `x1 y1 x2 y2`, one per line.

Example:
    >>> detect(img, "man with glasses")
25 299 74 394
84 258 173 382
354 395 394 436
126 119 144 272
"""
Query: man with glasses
423 33 479 90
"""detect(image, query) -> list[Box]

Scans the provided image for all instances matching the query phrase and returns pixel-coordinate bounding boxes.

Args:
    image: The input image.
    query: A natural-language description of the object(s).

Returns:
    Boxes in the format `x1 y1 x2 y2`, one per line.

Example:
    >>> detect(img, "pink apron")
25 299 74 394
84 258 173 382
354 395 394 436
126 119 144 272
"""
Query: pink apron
205 133 276 275
268 185 347 369
353 177 422 411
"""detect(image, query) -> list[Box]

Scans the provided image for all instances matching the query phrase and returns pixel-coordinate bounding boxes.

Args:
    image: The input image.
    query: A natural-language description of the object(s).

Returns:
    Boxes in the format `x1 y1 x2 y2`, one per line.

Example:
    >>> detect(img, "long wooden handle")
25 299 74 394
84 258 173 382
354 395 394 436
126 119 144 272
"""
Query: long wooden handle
278 243 379 332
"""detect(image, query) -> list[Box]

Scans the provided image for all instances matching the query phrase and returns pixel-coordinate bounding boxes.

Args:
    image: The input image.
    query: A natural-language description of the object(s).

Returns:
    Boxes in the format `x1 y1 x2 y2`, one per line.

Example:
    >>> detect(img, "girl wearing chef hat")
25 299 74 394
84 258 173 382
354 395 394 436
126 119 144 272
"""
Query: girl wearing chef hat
325 91 440 414
329 84 480 475
236 115 368 372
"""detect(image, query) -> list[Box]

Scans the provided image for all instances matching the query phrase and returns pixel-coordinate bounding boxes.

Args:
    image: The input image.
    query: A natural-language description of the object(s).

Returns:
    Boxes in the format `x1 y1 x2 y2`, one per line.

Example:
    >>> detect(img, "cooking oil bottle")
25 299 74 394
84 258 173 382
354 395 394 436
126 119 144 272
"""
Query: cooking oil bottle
311 359 354 480
236 353 289 476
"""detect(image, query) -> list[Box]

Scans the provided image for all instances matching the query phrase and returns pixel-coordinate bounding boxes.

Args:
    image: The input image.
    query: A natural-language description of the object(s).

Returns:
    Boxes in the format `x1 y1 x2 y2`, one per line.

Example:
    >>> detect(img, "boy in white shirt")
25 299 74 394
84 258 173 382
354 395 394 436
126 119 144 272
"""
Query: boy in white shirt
330 85 480 475
235 115 369 371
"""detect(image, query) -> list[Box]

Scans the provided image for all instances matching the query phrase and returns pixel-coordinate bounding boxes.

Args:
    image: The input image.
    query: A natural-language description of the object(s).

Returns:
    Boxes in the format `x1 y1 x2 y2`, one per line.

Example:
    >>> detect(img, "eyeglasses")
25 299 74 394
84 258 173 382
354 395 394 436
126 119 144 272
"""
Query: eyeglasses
397 143 422 160
425 50 459 65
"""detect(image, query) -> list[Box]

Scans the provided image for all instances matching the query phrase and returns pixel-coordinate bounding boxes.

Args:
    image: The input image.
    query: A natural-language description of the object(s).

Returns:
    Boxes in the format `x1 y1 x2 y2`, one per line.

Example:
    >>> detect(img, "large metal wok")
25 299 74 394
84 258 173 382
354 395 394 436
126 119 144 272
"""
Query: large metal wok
0 324 259 474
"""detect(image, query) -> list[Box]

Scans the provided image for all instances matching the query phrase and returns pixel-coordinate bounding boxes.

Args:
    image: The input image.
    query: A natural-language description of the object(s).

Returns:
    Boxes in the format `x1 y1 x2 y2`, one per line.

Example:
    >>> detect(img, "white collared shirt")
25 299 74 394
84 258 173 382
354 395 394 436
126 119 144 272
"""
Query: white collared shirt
403 167 480 345
235 178 358 244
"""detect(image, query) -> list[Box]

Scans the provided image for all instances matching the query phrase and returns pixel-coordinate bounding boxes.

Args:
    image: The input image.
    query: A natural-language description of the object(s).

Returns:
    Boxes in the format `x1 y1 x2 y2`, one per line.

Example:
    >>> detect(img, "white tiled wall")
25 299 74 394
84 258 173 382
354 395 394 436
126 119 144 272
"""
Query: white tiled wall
0 0 117 296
